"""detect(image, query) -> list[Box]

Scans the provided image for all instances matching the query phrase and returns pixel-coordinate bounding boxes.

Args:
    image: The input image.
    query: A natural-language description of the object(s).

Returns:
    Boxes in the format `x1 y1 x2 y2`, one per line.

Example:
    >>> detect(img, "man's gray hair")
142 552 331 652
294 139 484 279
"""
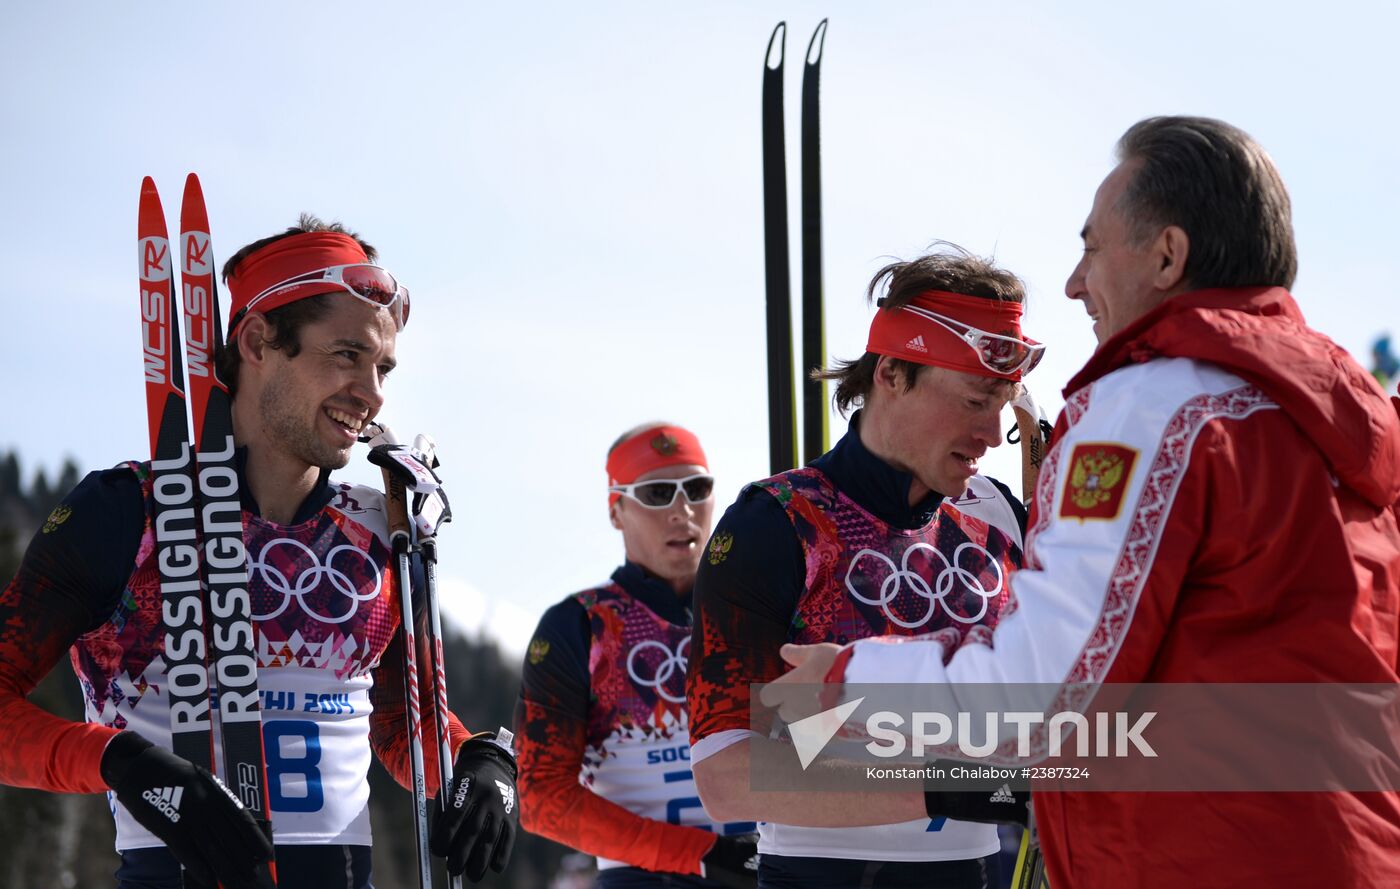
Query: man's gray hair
1116 116 1297 290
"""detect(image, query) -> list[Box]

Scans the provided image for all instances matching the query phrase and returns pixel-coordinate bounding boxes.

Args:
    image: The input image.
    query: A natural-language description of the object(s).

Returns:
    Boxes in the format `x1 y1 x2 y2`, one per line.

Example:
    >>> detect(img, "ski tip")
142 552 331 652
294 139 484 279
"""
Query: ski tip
181 172 210 232
138 177 167 231
806 19 828 66
766 22 786 70
183 172 204 200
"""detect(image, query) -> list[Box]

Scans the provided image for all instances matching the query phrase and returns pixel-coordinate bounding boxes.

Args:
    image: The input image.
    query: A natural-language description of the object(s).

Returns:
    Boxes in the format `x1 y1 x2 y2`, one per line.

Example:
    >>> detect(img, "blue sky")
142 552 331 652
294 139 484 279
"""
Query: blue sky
3 2 1395 656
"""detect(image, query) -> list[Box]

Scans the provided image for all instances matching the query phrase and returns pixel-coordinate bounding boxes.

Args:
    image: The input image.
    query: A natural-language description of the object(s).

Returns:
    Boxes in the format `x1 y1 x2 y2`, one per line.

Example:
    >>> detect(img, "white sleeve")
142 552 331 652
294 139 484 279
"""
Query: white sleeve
690 728 757 763
845 360 1276 694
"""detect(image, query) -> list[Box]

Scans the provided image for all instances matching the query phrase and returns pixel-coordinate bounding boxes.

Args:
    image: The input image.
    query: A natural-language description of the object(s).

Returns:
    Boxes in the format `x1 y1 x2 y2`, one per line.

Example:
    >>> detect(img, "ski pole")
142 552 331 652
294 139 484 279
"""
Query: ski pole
408 435 461 889
365 423 433 889
1010 386 1052 506
417 537 460 889
1009 390 1051 889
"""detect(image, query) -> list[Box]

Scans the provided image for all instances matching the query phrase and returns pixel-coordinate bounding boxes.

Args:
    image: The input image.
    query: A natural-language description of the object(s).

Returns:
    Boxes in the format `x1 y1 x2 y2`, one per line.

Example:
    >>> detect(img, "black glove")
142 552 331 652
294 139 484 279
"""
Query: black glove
429 731 519 880
700 832 759 889
924 785 1031 826
101 731 274 889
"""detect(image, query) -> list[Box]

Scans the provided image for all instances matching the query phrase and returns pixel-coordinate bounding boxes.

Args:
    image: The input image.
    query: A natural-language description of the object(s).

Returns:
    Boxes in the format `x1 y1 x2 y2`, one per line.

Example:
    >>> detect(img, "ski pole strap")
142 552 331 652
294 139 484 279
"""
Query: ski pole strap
368 442 451 539
364 422 452 539
369 443 442 495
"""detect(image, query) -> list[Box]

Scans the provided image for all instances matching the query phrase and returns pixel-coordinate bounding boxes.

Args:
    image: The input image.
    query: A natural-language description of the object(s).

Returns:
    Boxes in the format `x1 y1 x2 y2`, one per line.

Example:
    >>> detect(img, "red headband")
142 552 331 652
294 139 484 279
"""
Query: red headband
606 425 708 505
225 231 369 334
867 290 1030 381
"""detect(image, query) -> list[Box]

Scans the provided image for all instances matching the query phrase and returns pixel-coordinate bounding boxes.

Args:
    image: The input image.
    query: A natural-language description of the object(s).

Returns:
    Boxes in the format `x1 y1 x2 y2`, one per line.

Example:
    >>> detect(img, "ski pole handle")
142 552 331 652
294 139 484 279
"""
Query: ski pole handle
1010 386 1052 506
381 470 412 543
365 425 413 544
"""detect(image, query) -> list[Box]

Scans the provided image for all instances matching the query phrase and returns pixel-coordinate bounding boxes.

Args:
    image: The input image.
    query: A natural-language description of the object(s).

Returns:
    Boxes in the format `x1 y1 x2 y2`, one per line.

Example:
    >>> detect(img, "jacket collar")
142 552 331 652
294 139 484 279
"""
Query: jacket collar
812 410 944 529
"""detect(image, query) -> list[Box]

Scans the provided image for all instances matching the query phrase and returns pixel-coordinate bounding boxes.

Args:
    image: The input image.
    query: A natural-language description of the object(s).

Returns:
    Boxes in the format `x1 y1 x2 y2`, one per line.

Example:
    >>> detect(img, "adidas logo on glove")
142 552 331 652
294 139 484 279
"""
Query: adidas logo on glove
495 779 515 814
141 786 185 823
989 783 1016 804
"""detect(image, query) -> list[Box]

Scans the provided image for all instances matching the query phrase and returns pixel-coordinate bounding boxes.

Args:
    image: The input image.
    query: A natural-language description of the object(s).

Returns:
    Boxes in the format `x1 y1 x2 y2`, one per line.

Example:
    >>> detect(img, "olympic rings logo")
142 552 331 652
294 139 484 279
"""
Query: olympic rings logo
844 541 1003 629
248 538 383 625
626 636 689 704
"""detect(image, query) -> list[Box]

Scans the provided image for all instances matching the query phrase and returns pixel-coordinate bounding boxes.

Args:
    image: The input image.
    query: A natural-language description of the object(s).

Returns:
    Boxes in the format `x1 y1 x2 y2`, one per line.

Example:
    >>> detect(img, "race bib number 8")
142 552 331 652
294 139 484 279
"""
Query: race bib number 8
264 721 324 813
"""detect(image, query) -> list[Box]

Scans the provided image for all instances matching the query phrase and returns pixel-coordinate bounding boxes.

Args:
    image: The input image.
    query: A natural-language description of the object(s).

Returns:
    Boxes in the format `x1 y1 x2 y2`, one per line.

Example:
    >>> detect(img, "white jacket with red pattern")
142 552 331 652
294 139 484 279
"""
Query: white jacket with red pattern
837 287 1400 888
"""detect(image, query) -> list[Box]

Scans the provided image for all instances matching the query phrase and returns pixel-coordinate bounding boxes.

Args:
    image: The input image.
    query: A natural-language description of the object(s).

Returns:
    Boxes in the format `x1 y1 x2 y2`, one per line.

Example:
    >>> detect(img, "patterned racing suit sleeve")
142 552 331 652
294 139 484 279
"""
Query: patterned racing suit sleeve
514 598 717 874
0 468 145 792
687 487 805 756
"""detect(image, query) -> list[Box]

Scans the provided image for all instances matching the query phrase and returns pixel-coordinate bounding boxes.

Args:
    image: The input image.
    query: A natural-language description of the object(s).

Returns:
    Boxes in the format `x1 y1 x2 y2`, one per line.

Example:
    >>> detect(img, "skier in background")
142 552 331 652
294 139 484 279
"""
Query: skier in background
688 248 1038 889
1372 334 1398 390
516 422 759 888
0 215 518 889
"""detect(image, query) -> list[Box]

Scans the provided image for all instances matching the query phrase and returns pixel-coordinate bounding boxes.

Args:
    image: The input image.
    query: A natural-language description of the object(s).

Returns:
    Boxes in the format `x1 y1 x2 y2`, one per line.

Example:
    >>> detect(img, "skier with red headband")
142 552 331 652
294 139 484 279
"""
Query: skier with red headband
0 214 517 888
687 248 1039 889
516 422 760 888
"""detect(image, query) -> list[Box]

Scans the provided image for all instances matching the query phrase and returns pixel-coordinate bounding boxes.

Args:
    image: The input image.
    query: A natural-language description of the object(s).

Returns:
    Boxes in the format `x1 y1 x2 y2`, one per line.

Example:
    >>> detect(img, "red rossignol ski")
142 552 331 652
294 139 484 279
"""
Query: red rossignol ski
179 174 278 886
140 179 219 889
140 178 214 773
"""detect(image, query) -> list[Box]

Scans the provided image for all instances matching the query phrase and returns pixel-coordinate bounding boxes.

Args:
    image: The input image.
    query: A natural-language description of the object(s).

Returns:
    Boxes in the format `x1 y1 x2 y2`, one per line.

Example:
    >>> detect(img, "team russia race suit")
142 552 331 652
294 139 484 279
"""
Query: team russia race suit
832 287 1400 887
0 453 471 885
517 561 754 886
687 413 1026 887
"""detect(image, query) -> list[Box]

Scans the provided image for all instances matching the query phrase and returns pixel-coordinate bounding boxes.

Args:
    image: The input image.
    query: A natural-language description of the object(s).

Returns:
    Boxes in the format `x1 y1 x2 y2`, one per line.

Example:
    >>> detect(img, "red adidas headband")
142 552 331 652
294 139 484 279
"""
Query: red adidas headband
606 425 709 506
866 290 1039 381
225 231 370 335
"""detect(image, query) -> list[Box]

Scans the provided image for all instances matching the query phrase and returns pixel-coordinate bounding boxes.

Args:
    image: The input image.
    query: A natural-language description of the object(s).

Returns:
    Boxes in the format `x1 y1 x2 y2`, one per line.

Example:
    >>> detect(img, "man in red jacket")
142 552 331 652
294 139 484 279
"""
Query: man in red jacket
759 116 1400 886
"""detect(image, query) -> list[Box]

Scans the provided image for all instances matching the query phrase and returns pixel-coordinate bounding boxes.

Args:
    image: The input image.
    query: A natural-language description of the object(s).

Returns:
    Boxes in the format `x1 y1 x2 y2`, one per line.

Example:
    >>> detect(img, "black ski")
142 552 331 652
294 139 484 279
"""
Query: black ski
762 21 798 474
801 19 829 464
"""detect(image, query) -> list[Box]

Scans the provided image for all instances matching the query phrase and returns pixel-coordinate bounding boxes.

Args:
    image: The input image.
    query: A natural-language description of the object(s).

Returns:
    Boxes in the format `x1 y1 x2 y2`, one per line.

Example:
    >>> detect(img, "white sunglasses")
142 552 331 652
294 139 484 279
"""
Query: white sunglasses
898 304 1045 376
609 474 716 509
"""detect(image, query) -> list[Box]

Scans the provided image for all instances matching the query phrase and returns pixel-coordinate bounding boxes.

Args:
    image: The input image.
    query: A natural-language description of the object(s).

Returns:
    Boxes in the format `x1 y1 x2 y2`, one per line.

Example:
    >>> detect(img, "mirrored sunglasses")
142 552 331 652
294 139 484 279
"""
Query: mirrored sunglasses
249 263 410 330
902 305 1044 376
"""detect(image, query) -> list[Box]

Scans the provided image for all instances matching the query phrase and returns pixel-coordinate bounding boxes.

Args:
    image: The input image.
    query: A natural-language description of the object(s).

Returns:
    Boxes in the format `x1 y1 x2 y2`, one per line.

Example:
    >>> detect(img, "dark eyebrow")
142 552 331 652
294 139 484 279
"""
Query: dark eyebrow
331 338 396 371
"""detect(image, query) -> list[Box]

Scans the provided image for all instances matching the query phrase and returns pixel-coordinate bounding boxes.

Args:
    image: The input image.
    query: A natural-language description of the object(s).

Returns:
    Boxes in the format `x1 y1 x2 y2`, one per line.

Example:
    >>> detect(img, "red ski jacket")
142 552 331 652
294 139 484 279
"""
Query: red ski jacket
839 287 1400 887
